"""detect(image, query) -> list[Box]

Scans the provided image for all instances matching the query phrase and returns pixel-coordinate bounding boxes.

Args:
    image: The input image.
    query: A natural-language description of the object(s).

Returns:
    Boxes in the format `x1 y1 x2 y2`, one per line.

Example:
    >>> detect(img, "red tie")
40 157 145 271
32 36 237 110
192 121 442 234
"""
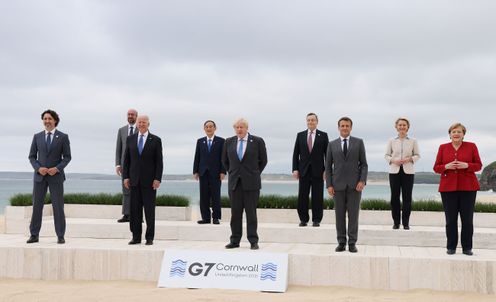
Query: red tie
307 131 313 153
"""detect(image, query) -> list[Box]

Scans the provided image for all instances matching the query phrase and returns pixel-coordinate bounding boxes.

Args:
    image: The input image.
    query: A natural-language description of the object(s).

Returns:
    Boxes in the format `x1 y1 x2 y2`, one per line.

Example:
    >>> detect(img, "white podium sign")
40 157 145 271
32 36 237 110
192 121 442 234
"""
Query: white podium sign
158 249 288 292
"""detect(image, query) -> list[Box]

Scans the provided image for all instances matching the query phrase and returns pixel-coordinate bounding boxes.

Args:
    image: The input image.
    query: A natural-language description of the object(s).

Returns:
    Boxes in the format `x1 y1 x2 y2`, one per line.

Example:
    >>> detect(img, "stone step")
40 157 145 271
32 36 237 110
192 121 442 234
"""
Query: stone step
0 234 495 294
11 218 496 249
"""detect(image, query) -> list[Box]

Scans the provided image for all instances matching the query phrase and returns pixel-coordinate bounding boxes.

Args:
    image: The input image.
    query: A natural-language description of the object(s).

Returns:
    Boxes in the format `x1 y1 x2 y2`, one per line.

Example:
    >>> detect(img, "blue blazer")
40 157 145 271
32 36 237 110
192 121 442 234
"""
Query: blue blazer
28 130 72 183
193 136 226 176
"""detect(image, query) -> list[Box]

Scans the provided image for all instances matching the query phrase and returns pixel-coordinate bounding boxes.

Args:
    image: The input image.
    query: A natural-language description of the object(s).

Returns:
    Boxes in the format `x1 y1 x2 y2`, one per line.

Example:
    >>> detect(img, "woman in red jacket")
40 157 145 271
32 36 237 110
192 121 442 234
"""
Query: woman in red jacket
433 123 482 256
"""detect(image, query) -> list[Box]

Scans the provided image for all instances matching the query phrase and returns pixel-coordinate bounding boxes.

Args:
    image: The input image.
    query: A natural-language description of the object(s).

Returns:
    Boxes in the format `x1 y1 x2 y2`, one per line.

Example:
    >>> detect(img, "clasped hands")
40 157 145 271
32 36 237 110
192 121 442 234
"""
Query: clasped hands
38 167 59 176
445 160 469 170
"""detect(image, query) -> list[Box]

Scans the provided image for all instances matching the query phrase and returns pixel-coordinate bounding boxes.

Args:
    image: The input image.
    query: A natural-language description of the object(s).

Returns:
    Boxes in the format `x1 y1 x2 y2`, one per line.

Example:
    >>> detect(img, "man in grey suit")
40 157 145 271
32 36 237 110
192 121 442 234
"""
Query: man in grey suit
325 117 367 253
222 118 268 250
27 110 71 244
115 109 138 223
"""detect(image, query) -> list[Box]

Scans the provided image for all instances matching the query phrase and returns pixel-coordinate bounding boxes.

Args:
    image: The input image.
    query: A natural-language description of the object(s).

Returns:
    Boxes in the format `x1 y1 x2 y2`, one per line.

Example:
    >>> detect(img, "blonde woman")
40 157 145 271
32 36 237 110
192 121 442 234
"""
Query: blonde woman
385 118 420 230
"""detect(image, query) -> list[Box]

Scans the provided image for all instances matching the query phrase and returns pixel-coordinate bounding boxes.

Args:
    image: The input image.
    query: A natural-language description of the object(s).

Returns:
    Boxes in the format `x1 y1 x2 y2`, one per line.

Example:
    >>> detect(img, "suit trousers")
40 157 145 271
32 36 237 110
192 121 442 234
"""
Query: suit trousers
130 184 156 241
441 191 476 251
297 169 324 223
30 179 66 237
199 171 222 221
389 166 414 226
229 180 259 244
334 187 361 245
121 180 131 215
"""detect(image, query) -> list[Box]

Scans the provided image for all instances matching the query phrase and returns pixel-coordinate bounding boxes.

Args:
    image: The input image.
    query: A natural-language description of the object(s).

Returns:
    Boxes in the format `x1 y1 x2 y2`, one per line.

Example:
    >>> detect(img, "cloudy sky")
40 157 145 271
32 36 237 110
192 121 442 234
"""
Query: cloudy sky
2 0 495 175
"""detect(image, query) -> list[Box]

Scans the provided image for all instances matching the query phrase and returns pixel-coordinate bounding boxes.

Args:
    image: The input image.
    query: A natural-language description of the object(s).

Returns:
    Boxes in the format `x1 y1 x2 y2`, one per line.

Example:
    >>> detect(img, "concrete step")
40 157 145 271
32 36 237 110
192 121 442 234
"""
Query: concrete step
0 234 495 294
13 218 496 249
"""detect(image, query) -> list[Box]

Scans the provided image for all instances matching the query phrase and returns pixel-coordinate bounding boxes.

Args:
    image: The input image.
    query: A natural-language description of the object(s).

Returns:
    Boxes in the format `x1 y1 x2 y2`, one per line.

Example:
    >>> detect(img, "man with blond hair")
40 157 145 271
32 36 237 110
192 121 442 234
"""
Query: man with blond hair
222 118 267 250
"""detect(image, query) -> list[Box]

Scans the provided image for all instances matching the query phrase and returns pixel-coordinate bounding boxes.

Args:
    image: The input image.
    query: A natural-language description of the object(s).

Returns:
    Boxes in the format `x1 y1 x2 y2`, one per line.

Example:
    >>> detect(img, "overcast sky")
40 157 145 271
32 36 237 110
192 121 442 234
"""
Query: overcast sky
1 0 495 175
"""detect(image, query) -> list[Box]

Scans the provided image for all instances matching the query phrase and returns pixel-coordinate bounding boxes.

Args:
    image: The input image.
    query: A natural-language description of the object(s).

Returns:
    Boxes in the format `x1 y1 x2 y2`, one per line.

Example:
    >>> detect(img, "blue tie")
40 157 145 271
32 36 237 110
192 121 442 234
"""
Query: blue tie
138 135 144 155
237 139 244 160
46 132 52 151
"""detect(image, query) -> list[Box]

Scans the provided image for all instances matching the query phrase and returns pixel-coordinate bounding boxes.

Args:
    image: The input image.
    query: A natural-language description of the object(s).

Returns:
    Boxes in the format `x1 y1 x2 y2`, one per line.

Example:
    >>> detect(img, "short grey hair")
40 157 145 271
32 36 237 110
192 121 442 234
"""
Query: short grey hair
232 118 249 128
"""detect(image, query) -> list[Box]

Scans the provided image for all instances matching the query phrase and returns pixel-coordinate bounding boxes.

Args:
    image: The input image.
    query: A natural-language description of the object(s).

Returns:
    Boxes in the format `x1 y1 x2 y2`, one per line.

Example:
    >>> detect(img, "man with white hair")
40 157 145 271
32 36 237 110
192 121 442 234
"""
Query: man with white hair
222 118 268 250
123 115 163 245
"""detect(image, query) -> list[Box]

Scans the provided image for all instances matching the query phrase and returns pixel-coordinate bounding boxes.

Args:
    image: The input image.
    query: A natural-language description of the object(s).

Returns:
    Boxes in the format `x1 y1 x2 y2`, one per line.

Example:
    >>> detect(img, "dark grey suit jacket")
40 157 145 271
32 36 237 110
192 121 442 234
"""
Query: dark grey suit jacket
221 134 268 191
29 130 71 183
325 136 368 191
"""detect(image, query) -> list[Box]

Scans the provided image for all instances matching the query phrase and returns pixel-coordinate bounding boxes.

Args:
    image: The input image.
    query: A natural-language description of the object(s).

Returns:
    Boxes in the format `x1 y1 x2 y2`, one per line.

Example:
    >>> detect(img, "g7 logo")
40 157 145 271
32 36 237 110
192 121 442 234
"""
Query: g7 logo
188 262 216 276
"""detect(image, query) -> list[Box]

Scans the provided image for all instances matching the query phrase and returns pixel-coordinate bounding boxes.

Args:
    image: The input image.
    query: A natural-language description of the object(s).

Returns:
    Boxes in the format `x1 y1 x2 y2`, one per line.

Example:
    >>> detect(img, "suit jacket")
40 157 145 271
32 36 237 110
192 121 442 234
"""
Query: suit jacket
222 134 268 191
325 136 368 191
123 132 163 187
433 141 482 192
115 125 132 167
29 130 71 183
193 136 226 176
292 129 329 177
384 136 420 174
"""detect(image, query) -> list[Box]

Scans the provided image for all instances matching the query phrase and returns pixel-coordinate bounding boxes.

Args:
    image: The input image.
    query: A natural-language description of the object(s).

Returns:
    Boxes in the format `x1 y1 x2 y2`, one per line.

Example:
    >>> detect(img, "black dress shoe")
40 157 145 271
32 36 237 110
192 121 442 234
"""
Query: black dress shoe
57 237 65 244
403 225 410 230
299 222 307 227
145 240 153 245
463 249 473 256
335 244 346 252
312 222 320 227
128 239 141 245
392 224 400 229
197 220 211 224
447 249 456 255
348 244 358 253
213 219 220 225
250 243 259 250
117 215 130 223
225 242 240 249
26 235 39 244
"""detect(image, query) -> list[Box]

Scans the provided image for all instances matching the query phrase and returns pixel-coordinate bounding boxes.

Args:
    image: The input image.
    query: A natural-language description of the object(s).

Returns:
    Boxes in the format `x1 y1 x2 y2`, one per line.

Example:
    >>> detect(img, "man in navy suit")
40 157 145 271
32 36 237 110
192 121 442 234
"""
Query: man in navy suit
222 118 267 250
292 113 329 227
193 120 226 224
27 109 71 244
123 115 163 245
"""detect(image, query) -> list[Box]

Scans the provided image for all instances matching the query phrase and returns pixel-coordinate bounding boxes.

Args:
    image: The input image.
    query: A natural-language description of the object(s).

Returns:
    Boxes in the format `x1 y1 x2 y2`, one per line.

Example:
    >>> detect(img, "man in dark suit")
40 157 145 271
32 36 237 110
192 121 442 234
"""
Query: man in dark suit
193 120 226 224
27 109 71 244
222 118 267 250
123 115 163 246
115 108 138 223
326 117 368 253
292 113 329 227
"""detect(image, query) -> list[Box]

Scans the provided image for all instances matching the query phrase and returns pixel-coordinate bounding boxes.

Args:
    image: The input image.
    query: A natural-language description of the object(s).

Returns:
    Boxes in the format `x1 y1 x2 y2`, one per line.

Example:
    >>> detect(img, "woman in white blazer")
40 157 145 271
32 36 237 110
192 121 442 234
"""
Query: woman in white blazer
385 118 420 230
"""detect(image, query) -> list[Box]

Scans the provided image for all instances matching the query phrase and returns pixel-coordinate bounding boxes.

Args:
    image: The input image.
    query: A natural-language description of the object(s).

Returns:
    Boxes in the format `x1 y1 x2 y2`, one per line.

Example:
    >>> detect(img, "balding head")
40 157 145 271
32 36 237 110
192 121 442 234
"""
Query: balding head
127 108 138 124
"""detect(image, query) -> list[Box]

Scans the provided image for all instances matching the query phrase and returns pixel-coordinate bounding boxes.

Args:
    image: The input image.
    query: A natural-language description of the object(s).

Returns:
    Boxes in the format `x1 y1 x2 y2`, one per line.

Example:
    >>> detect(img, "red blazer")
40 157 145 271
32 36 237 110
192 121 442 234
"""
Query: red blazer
433 142 482 192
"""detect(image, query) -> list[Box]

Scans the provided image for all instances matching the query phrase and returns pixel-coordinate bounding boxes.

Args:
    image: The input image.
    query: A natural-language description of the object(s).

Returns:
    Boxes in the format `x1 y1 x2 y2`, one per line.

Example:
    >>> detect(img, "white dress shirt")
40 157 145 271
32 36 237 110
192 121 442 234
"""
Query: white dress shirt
137 131 149 149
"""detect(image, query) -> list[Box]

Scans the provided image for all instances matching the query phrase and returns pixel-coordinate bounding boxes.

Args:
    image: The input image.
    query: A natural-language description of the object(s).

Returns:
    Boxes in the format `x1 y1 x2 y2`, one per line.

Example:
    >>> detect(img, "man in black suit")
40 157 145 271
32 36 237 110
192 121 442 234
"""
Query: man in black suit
193 120 226 224
123 115 163 246
27 109 71 244
292 113 329 227
222 118 267 250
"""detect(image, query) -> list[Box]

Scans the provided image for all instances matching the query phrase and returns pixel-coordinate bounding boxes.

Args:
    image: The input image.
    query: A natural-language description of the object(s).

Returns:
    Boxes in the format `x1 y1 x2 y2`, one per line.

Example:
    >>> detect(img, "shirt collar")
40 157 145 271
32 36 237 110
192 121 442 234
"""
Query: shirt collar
206 135 215 141
395 135 410 140
308 129 317 134
238 134 249 141
45 128 56 135
138 131 149 137
340 136 349 141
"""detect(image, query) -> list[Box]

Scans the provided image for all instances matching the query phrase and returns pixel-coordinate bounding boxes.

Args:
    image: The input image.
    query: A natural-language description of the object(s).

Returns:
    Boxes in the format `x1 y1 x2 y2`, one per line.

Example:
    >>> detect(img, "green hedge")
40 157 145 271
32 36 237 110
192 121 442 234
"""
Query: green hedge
10 193 189 207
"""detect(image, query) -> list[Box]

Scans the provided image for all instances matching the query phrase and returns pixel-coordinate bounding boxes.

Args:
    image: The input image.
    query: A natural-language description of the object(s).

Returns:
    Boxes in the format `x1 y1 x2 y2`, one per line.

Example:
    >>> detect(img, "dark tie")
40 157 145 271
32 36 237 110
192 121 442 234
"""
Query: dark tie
207 139 212 152
46 132 52 151
343 138 348 156
129 126 134 136
307 131 313 153
138 135 144 155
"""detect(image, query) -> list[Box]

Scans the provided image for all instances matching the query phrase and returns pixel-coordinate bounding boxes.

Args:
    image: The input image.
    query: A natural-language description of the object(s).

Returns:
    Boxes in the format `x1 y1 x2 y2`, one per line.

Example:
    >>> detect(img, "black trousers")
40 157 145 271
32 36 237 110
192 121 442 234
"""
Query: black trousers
441 191 476 251
389 166 414 226
229 180 259 244
199 171 222 221
130 183 156 241
297 169 324 223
